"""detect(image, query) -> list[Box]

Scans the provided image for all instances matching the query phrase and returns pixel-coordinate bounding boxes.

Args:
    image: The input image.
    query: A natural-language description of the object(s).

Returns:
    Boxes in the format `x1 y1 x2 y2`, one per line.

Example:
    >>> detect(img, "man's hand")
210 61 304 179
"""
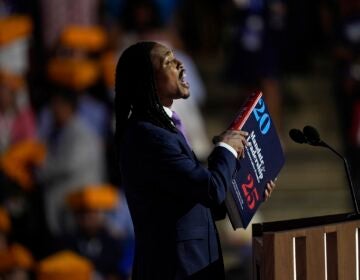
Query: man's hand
213 130 249 159
264 180 276 201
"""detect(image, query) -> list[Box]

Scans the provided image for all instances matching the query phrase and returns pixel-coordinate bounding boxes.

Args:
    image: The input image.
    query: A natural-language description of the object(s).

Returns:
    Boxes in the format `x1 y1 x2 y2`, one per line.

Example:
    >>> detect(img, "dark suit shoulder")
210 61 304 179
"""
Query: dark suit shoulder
125 119 177 145
131 120 173 134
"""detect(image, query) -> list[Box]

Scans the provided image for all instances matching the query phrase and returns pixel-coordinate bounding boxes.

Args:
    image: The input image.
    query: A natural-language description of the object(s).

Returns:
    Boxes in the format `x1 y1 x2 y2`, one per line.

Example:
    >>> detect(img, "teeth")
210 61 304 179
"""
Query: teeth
180 70 186 79
179 69 188 87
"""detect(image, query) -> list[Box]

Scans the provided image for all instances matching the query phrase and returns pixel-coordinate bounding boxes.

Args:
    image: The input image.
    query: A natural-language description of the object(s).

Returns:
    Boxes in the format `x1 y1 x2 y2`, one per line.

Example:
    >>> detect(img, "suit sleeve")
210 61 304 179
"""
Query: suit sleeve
140 126 238 207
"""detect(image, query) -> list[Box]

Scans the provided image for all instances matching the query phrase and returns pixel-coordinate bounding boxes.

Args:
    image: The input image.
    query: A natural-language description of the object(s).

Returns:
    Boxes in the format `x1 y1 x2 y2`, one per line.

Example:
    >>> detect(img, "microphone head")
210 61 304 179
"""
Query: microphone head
289 129 307 144
303 125 321 145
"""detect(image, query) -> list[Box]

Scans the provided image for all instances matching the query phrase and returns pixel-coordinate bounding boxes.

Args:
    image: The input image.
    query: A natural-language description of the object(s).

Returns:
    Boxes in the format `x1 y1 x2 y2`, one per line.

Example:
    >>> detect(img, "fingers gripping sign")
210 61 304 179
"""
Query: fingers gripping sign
213 130 249 159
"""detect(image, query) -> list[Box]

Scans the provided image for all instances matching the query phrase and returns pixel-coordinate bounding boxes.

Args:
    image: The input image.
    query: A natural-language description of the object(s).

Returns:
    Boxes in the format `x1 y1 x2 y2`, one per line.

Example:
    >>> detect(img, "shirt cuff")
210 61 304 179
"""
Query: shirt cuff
216 142 238 158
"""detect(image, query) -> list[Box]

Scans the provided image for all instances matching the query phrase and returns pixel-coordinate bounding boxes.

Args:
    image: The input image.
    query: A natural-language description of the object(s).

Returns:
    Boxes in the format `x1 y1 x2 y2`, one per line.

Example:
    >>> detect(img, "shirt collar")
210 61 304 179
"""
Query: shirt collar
163 106 173 118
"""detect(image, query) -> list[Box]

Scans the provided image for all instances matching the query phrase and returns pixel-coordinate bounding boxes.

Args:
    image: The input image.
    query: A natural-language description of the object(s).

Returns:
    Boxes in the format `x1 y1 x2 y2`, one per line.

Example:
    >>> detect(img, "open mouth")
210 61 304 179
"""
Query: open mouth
179 69 190 88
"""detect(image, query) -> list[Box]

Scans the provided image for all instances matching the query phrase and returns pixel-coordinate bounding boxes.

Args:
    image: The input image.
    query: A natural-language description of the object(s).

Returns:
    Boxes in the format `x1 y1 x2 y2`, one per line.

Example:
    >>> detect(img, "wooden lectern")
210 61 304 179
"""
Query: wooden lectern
252 213 360 280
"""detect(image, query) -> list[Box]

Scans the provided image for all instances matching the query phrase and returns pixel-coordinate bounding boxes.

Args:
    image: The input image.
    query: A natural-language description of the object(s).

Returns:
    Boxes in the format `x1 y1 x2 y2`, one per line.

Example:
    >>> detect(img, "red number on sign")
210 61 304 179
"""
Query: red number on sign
241 174 259 210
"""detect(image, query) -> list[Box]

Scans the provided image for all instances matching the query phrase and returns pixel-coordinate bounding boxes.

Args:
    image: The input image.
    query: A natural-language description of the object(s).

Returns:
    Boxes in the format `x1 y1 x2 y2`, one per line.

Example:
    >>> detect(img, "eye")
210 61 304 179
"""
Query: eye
164 58 174 67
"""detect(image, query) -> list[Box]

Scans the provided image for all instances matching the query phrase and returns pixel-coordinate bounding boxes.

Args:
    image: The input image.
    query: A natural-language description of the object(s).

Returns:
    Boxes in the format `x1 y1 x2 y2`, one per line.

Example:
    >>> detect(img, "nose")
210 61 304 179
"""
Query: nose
175 58 183 69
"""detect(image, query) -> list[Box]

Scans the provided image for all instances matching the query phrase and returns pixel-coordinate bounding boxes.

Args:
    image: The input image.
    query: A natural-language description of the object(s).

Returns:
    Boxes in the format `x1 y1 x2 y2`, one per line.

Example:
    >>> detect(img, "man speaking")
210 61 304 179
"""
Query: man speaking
115 42 275 280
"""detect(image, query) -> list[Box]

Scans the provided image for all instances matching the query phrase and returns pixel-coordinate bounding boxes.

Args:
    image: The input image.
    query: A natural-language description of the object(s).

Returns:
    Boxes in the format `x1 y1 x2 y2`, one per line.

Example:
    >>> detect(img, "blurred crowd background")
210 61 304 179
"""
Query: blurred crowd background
0 0 359 279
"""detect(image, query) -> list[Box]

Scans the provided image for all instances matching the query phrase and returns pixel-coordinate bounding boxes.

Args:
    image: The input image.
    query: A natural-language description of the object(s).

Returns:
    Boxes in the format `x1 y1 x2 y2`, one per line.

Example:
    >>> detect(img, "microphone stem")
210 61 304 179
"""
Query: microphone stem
321 141 360 214
321 142 343 159
343 158 360 214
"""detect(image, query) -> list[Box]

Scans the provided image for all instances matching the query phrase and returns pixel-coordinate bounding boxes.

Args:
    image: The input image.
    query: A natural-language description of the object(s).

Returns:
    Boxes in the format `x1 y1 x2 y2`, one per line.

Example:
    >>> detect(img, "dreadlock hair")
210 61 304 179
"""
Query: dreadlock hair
114 41 176 145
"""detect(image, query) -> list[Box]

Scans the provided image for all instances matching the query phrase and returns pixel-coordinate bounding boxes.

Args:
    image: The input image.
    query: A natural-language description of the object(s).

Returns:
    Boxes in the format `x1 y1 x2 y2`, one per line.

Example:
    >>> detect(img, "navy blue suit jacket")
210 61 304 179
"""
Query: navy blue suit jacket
120 117 238 280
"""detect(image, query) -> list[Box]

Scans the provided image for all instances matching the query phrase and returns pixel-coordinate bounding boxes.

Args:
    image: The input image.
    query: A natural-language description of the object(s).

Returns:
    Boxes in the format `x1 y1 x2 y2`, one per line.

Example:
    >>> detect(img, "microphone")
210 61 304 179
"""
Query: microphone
302 125 342 156
289 125 360 215
289 129 307 144
303 125 322 146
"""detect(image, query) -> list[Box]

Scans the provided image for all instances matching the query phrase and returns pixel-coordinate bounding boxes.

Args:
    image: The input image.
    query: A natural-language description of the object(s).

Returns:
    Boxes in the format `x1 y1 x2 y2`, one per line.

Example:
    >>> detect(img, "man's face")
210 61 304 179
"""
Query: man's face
76 210 104 236
150 44 190 107
50 96 74 127
0 86 14 112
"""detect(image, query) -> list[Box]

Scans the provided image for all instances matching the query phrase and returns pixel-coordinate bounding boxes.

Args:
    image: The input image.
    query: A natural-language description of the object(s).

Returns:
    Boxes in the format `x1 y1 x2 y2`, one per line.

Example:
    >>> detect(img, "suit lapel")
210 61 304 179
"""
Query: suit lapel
175 130 197 161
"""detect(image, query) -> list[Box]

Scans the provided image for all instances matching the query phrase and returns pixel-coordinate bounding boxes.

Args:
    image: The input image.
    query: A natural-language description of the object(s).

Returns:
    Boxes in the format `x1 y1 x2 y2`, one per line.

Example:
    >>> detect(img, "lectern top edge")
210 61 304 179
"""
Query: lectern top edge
252 212 360 237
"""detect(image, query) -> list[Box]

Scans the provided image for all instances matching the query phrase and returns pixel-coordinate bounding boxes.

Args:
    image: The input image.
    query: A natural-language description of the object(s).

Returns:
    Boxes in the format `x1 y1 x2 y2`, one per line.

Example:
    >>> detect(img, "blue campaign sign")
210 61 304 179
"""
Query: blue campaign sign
227 97 285 229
